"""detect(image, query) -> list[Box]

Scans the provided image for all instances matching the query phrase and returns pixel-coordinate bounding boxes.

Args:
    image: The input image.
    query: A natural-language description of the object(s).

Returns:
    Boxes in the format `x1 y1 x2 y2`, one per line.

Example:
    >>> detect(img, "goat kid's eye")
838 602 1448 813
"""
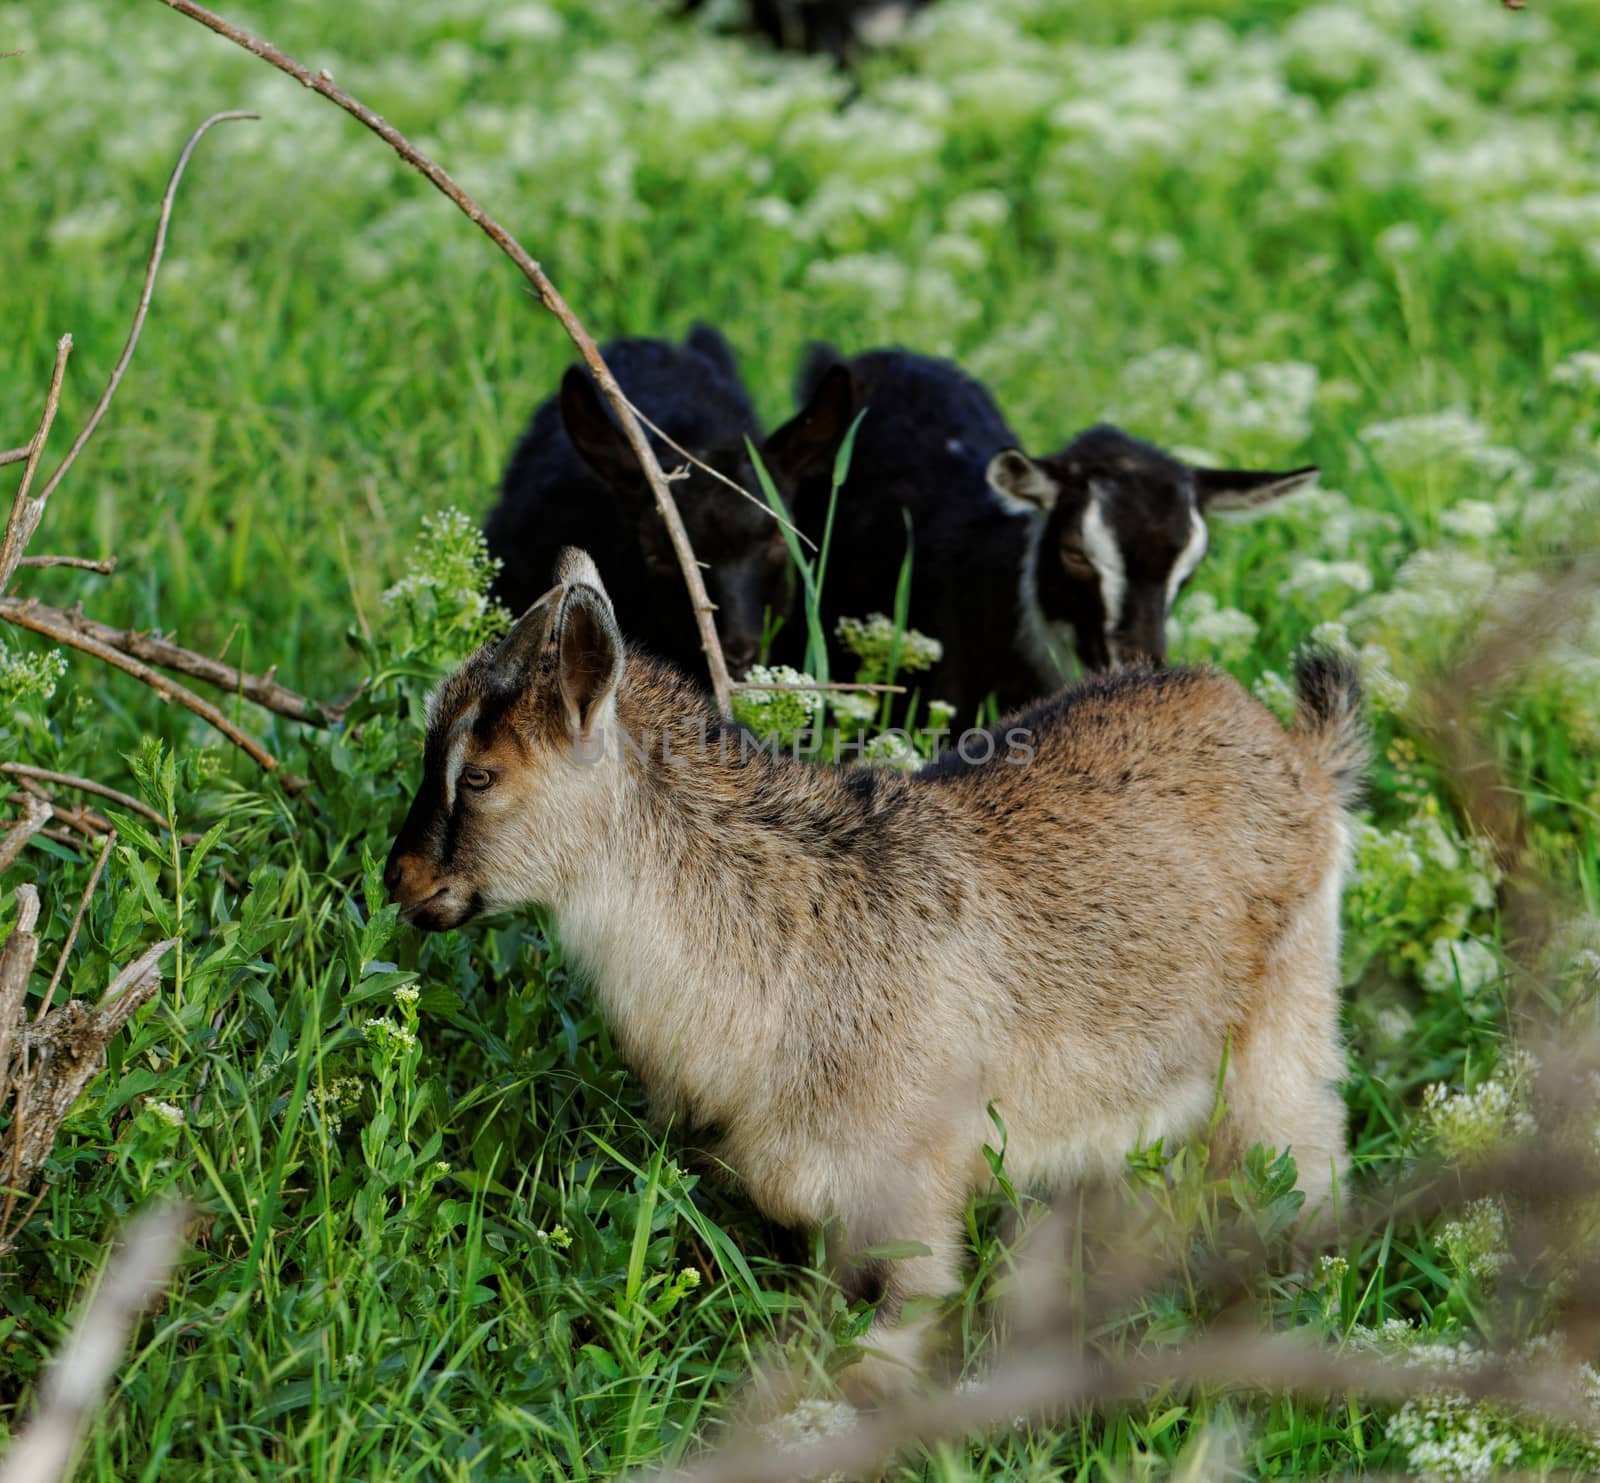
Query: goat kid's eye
461 765 494 791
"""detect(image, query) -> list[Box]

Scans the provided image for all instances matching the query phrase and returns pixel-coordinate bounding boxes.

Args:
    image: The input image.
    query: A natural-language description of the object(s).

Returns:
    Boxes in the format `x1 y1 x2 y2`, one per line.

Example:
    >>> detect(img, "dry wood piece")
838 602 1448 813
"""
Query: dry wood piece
0 886 43 1098
0 898 175 1239
156 0 736 716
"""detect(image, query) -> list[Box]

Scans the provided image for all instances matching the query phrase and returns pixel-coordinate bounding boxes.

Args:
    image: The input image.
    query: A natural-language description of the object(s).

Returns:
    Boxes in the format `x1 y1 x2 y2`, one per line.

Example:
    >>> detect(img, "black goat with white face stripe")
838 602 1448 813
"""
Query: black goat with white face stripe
988 425 1316 676
782 347 1317 723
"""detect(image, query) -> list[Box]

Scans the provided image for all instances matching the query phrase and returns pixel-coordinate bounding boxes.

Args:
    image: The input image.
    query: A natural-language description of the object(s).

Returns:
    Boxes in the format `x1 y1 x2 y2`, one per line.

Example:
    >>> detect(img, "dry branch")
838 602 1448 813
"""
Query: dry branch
0 596 334 725
620 396 814 552
155 0 736 715
1 764 167 830
0 1202 188 1483
0 798 53 875
0 447 31 468
650 1324 1594 1483
0 596 281 771
0 336 72 596
17 555 117 574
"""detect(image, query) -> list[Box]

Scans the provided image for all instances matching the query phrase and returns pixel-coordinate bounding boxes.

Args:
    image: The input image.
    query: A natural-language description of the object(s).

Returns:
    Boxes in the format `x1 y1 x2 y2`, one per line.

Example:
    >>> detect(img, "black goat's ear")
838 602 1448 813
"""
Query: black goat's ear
986 448 1058 513
561 367 647 489
1194 464 1318 514
684 321 741 379
554 556 623 742
764 363 857 480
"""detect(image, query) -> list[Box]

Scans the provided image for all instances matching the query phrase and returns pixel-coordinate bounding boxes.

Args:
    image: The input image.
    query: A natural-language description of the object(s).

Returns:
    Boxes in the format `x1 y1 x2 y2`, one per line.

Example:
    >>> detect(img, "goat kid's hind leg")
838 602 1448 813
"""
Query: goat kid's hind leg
1216 869 1350 1237
830 1203 966 1404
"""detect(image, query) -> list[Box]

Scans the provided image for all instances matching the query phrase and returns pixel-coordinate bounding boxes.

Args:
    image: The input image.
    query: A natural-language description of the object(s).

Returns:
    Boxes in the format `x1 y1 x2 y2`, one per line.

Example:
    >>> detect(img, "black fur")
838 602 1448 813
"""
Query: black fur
779 347 1041 719
485 325 846 686
681 0 929 62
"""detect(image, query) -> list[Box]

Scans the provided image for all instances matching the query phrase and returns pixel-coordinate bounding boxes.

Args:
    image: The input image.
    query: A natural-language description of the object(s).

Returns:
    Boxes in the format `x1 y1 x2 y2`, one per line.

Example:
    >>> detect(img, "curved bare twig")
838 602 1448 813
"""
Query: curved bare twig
153 0 735 715
34 111 258 506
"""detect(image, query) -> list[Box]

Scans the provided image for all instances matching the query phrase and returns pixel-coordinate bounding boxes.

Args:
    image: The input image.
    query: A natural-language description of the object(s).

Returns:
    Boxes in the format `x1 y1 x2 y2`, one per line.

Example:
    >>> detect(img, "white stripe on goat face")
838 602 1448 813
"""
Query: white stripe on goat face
1166 506 1209 610
1080 489 1126 647
442 701 480 811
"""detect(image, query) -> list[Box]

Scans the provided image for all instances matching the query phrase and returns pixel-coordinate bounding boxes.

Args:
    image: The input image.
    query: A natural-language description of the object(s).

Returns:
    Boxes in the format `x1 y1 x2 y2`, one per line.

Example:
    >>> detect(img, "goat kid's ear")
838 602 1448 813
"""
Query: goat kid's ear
1194 463 1319 514
560 367 648 490
555 577 623 742
763 363 857 479
491 590 559 686
986 448 1059 513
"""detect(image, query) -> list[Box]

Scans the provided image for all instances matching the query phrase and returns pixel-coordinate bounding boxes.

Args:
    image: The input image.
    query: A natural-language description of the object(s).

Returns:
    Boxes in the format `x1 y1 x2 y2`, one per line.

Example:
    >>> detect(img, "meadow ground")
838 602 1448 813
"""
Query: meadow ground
3 0 1600 1477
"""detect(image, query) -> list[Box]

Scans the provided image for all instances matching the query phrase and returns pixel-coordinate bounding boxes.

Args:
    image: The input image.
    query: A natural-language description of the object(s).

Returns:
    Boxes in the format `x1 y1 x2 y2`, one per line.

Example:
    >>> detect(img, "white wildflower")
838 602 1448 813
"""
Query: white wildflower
1374 1004 1416 1048
1280 558 1374 604
1427 934 1497 1004
946 189 1010 232
1423 1067 1535 1163
1439 1198 1510 1285
803 253 909 309
484 4 562 43
148 1100 185 1128
758 1399 859 1467
1551 350 1600 391
1171 592 1258 666
861 730 921 771
1376 221 1425 259
1439 500 1501 541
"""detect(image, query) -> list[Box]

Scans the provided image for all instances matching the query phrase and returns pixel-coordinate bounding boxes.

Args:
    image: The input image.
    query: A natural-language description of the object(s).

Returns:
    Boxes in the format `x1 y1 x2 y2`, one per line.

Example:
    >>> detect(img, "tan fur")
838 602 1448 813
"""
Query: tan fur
385 552 1365 1396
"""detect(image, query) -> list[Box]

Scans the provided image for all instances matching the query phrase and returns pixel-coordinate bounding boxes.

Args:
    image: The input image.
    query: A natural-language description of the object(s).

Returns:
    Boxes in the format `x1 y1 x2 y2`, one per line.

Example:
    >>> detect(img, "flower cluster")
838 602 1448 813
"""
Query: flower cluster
835 613 943 684
382 508 510 667
1421 1053 1536 1164
0 639 68 714
1437 1198 1509 1286
731 664 823 746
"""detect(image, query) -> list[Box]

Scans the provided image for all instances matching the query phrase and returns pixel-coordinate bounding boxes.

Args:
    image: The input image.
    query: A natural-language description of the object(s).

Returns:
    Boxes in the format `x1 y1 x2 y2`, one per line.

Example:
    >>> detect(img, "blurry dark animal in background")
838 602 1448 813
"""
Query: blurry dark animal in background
484 324 851 684
788 345 1318 720
682 0 931 62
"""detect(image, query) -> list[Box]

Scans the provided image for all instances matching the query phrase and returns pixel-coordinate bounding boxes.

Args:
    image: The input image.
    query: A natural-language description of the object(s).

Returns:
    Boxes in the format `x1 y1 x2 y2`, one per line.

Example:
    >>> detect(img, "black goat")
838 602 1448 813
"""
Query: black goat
682 0 929 62
485 325 850 684
787 346 1317 720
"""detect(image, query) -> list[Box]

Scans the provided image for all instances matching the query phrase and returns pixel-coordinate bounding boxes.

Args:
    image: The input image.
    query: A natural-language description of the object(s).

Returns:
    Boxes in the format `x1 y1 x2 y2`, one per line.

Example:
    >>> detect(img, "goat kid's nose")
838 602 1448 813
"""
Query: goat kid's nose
385 851 436 905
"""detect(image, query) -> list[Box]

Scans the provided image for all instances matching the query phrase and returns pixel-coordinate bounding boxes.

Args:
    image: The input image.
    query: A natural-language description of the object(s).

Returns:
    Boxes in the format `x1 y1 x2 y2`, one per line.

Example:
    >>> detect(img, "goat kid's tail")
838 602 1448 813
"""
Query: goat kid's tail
1291 649 1369 810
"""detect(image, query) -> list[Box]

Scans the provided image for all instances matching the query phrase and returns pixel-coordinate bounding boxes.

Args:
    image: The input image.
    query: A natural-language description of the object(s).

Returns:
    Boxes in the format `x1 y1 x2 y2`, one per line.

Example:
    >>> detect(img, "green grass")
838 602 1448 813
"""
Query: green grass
4 0 1600 1476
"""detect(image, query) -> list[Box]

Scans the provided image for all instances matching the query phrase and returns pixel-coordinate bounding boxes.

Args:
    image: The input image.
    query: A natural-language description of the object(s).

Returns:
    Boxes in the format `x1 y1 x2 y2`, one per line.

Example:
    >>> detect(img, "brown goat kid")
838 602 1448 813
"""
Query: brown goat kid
386 549 1367 1394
